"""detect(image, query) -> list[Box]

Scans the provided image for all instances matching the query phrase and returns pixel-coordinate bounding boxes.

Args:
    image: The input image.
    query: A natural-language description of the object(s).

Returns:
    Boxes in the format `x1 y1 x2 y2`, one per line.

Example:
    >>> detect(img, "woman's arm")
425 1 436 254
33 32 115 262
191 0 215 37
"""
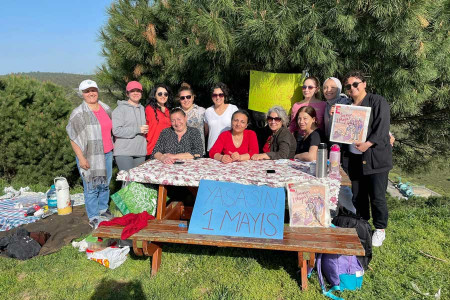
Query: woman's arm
294 145 318 161
154 152 175 164
214 153 233 163
251 153 270 160
70 140 89 169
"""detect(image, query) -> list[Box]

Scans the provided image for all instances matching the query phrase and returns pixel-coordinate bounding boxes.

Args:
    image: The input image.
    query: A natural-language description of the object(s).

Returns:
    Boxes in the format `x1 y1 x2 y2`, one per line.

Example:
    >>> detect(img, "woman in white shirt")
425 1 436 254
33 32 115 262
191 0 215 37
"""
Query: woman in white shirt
204 82 238 152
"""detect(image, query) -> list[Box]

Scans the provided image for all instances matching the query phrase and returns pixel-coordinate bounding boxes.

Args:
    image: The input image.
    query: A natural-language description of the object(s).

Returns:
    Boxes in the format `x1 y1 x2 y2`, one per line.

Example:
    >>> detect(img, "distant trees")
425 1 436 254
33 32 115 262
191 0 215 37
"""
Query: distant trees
97 0 449 171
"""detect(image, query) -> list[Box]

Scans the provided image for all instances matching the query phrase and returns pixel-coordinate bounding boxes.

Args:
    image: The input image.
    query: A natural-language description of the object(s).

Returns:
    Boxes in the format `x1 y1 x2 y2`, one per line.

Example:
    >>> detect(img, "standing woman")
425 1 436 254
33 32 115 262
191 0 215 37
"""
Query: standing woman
289 76 326 137
204 82 239 153
112 81 148 171
294 106 325 161
343 70 392 247
145 84 172 156
177 85 206 153
66 80 113 229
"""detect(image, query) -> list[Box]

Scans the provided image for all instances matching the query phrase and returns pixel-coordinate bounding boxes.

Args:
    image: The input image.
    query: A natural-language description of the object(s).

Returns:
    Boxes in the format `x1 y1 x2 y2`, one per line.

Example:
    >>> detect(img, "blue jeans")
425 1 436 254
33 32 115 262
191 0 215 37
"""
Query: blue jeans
76 151 113 221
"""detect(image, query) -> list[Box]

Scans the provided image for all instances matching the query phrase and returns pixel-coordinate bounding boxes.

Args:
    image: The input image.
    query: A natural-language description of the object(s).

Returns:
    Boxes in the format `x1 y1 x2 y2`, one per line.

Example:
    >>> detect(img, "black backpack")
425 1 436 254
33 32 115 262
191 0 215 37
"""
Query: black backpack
332 206 373 270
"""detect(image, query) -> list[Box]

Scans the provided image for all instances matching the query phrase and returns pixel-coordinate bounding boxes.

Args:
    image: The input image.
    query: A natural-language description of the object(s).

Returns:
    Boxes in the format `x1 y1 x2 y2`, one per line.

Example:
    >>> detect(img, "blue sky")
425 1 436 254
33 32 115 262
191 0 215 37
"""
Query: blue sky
0 1 113 75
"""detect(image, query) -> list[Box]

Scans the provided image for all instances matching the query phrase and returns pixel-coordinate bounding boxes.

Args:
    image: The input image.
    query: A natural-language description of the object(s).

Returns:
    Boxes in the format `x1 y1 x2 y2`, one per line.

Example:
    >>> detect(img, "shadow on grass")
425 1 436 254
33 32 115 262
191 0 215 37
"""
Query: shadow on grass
90 278 146 300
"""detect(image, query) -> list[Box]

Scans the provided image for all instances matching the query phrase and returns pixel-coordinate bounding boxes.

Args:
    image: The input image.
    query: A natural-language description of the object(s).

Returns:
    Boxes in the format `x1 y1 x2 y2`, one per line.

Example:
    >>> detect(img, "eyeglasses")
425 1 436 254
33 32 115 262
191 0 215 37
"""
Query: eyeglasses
302 85 316 90
212 93 224 98
157 92 169 97
179 95 192 100
267 116 282 122
344 82 362 90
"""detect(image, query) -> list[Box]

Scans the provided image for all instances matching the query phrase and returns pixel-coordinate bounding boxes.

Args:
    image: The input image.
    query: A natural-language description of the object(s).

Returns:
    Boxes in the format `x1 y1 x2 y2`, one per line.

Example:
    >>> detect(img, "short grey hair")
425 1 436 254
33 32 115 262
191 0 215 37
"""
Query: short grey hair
266 105 289 126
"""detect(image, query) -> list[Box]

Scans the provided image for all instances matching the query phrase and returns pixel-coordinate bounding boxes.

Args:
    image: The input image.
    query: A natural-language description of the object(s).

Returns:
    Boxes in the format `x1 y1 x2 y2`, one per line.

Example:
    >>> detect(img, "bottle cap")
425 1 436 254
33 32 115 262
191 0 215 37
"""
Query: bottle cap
51 185 55 189
318 143 327 149
331 144 340 151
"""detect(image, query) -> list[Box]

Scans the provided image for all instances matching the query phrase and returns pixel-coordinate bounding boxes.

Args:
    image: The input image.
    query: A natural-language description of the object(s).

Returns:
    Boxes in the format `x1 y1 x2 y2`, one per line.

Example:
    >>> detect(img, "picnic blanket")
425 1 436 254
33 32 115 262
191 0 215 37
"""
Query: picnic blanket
0 198 41 232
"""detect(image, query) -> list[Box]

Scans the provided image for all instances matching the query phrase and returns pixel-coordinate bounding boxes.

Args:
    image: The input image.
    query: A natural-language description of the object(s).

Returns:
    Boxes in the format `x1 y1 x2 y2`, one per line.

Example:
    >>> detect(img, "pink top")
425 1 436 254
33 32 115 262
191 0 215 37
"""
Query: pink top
93 106 114 153
289 101 327 135
145 106 171 155
209 130 259 159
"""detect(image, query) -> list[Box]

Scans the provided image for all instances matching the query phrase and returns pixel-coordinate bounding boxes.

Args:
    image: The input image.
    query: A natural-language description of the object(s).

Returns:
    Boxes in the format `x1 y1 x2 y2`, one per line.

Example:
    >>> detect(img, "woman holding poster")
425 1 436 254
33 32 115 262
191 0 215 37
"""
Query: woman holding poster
289 76 326 137
293 106 325 161
343 70 392 247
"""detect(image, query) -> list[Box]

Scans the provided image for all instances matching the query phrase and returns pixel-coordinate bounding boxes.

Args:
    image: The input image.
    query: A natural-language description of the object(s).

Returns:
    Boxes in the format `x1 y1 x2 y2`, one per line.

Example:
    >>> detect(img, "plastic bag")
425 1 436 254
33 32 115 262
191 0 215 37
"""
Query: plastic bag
86 246 130 269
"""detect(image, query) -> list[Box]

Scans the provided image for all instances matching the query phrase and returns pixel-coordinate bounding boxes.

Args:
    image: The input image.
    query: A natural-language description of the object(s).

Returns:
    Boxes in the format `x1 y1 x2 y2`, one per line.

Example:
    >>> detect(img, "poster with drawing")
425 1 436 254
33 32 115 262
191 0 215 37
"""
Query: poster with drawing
286 182 330 227
330 104 371 144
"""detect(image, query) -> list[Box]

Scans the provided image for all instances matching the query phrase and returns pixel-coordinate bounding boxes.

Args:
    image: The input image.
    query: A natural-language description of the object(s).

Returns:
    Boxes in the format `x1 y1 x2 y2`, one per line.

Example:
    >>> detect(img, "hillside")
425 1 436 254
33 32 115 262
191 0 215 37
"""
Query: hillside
0 72 95 89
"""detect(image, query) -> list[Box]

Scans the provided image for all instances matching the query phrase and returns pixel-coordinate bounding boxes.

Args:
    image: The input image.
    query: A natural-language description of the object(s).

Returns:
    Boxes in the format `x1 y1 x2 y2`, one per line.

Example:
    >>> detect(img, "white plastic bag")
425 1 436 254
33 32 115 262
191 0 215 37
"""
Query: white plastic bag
86 246 130 269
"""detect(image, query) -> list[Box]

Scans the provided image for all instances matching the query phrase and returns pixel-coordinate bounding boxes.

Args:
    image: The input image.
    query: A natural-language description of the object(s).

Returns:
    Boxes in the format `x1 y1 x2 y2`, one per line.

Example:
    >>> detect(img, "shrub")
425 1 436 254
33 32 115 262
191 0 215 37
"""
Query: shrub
0 75 78 185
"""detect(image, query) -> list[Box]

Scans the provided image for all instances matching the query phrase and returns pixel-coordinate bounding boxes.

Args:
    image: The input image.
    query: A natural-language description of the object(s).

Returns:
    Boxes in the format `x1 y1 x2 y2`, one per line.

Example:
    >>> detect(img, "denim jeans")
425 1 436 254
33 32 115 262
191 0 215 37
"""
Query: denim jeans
76 151 113 221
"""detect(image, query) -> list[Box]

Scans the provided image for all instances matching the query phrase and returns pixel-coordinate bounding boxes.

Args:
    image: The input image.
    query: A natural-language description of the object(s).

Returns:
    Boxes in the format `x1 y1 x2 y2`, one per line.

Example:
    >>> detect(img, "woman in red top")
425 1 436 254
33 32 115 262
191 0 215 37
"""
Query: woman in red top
209 110 259 163
145 84 173 155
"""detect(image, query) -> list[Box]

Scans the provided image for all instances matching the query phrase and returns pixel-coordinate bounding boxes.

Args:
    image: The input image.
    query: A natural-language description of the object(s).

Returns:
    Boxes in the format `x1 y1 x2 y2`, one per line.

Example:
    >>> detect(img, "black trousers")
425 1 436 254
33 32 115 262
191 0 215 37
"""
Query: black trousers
348 154 389 229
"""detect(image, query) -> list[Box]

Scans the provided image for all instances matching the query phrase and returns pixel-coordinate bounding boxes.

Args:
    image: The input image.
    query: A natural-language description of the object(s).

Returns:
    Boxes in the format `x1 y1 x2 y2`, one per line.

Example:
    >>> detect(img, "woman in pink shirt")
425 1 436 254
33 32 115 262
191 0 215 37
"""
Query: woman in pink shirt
66 80 113 229
289 76 326 138
209 110 259 163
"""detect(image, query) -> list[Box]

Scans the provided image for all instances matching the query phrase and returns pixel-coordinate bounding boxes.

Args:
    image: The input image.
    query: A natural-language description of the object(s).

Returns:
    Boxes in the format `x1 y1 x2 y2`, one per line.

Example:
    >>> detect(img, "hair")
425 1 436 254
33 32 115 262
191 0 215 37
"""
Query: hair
231 109 250 124
210 82 230 103
170 107 186 117
295 106 318 127
343 70 366 85
146 83 173 122
177 85 195 101
303 76 322 99
266 105 289 127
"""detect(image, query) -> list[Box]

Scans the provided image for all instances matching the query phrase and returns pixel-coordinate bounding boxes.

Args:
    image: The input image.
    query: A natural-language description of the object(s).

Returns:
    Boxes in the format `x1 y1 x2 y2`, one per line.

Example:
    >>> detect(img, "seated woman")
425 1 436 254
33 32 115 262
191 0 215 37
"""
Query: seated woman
294 106 325 162
252 106 296 160
151 108 203 164
209 110 259 163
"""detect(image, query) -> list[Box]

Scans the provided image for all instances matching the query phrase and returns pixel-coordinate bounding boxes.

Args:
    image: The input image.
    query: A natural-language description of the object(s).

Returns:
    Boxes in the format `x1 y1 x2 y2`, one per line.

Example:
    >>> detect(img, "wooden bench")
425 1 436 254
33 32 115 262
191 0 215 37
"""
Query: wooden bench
93 216 364 290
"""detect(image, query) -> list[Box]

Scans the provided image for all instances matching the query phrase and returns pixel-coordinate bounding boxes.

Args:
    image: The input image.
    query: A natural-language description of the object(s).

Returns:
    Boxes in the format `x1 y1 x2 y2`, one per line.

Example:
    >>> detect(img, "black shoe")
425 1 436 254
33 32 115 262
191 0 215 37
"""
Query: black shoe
89 219 99 229
100 209 113 221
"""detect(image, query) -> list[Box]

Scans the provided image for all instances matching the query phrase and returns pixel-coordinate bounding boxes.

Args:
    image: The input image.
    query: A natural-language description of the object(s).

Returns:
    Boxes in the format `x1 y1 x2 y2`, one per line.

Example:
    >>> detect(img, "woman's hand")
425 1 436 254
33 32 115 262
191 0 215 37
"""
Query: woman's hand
251 153 269 161
221 154 233 164
354 141 373 153
229 151 241 161
329 105 336 116
79 157 90 170
389 133 395 146
140 125 149 134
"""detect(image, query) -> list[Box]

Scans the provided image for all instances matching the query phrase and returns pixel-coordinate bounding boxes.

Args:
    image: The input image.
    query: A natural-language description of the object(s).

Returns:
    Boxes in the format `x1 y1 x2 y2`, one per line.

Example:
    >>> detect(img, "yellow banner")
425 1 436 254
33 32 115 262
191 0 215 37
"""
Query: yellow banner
248 70 303 114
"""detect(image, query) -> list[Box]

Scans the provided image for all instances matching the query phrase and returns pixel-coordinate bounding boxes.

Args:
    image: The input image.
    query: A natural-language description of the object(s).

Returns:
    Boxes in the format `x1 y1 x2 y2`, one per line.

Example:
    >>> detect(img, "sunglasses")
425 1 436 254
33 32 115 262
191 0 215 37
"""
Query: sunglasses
212 93 224 98
179 95 192 101
345 81 362 90
157 92 169 97
267 116 282 122
302 85 316 90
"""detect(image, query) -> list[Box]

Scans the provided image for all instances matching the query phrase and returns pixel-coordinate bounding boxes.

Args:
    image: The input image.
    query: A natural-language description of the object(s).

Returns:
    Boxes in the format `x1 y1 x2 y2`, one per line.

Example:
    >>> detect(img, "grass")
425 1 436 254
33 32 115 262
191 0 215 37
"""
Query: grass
0 190 448 299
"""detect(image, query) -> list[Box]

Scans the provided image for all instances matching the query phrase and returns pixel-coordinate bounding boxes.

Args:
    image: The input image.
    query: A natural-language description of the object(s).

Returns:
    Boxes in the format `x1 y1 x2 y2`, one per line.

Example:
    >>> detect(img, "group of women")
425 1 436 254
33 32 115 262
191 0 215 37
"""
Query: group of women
67 71 392 248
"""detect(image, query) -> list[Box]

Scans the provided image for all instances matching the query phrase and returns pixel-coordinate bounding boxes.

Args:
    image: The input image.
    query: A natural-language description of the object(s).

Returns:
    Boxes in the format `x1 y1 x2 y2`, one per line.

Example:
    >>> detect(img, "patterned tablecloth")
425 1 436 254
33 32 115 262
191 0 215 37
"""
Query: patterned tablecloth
117 159 341 209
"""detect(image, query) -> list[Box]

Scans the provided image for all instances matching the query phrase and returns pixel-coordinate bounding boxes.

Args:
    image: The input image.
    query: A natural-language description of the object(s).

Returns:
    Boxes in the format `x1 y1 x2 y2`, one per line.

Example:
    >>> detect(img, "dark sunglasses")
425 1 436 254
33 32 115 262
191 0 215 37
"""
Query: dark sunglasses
212 93 224 98
302 85 316 90
157 92 169 97
345 81 362 90
179 95 192 100
267 116 282 122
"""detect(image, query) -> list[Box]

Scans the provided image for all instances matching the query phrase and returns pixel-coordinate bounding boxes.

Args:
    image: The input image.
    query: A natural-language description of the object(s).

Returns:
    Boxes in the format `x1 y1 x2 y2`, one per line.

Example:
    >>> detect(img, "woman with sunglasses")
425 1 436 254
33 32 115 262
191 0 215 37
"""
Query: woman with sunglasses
289 76 326 137
145 84 173 156
293 106 325 161
209 110 259 163
342 70 392 247
204 82 238 153
177 85 206 154
112 81 148 171
251 106 296 160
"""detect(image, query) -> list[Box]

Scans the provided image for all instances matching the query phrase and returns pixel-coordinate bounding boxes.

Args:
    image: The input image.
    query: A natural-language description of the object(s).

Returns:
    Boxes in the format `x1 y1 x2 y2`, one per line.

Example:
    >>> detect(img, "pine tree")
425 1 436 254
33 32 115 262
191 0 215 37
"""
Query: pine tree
98 0 450 171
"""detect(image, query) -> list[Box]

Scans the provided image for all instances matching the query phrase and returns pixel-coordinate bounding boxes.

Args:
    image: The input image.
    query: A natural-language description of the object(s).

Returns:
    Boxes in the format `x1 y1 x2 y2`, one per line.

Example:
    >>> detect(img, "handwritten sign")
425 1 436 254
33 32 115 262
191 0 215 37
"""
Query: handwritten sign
286 182 330 227
330 104 371 144
248 70 303 114
188 180 285 239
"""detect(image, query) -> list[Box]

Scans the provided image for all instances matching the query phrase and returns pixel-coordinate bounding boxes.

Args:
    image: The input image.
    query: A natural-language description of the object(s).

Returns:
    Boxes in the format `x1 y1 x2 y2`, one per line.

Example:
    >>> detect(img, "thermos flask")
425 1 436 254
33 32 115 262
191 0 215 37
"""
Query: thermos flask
316 143 328 178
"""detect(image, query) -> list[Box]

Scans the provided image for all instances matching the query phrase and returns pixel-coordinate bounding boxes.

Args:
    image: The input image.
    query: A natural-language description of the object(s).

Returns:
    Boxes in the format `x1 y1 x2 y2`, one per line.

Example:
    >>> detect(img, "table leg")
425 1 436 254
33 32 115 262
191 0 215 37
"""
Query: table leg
308 253 315 268
156 185 168 220
142 241 162 277
298 252 308 290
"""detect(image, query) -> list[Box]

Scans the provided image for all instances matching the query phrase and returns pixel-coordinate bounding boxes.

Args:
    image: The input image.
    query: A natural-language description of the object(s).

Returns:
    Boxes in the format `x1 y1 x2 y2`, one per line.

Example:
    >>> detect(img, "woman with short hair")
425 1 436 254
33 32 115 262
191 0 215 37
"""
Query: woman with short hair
294 106 325 162
251 106 296 160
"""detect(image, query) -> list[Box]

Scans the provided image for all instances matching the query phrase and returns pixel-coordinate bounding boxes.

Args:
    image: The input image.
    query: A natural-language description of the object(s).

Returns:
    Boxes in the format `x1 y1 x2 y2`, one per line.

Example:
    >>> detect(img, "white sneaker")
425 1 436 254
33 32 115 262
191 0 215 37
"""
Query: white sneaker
372 229 386 247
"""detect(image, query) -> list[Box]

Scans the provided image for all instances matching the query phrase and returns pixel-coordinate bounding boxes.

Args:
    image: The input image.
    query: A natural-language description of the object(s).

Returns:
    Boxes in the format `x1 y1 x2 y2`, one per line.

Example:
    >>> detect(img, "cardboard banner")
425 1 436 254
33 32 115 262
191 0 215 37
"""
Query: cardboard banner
248 70 303 114
286 182 330 227
330 104 371 144
188 180 285 239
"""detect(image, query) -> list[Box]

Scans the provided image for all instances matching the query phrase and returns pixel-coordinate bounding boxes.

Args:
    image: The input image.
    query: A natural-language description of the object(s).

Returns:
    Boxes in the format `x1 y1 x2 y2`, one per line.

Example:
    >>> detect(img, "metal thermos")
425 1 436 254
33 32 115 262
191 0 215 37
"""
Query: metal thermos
316 143 328 178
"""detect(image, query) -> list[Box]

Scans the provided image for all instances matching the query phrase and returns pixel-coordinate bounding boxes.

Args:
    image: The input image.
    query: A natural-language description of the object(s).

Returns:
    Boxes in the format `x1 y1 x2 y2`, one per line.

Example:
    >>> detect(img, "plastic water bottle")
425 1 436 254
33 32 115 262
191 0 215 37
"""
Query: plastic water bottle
316 143 328 178
47 185 57 208
329 144 341 176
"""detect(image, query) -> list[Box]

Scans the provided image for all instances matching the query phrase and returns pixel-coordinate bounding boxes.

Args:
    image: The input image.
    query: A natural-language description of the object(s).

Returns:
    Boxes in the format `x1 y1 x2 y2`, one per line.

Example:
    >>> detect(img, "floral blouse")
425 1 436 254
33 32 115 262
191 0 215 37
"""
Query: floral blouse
182 104 206 153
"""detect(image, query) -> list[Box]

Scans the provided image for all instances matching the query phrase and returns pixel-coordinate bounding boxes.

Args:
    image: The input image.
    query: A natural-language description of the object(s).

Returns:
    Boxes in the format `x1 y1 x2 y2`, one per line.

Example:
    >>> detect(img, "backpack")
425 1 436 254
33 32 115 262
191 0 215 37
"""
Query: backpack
332 206 373 270
317 252 364 300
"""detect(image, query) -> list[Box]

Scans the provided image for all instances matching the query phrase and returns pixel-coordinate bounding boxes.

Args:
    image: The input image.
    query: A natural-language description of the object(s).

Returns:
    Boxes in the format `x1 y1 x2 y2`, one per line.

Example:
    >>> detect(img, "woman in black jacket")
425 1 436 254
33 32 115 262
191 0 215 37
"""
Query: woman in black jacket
251 106 296 160
343 70 393 247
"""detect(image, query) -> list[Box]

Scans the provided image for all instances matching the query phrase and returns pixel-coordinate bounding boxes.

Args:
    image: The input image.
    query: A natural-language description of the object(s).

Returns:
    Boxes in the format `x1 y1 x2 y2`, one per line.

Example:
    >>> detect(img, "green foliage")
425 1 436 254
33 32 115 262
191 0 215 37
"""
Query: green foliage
0 75 78 185
98 0 450 170
0 72 94 89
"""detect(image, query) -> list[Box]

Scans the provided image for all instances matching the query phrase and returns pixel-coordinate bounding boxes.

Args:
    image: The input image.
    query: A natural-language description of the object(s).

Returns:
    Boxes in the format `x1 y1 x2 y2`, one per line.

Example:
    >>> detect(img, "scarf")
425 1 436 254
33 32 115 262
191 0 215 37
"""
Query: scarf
66 101 112 187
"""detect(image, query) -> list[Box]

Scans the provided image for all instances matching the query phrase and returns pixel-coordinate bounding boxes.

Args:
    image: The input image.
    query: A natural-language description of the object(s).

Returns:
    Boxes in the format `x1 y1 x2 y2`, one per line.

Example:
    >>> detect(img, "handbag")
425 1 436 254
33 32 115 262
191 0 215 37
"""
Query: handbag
110 181 157 216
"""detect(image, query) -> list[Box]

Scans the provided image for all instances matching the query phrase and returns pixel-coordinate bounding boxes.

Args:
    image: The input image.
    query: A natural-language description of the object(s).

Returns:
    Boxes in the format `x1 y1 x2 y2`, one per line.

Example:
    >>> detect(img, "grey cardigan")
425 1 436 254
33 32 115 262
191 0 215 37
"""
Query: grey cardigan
266 126 297 159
